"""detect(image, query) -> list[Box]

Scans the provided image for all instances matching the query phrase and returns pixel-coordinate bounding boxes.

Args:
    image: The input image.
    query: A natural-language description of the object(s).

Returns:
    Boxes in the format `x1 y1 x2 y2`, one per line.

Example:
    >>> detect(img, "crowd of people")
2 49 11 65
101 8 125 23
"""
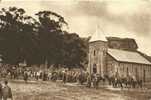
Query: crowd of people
0 64 144 90
0 64 145 100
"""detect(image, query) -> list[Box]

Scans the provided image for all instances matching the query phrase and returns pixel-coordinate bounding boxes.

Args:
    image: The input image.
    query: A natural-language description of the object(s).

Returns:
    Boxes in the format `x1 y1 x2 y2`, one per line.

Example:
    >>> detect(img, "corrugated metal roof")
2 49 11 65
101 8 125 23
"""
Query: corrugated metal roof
107 48 151 65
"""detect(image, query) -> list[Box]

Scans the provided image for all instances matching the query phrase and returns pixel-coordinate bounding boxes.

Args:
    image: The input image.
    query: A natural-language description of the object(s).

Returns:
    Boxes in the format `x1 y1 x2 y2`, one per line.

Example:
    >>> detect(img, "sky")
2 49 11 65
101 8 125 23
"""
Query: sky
0 0 151 55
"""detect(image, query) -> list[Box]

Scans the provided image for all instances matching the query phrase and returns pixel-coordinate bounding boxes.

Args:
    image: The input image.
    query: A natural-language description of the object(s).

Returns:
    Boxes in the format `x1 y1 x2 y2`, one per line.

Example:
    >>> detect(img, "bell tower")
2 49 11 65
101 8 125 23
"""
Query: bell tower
88 26 108 77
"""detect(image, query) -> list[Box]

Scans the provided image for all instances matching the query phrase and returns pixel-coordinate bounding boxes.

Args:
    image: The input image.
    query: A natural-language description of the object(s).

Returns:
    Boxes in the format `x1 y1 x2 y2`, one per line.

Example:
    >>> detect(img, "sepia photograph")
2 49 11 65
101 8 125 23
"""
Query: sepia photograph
0 0 151 100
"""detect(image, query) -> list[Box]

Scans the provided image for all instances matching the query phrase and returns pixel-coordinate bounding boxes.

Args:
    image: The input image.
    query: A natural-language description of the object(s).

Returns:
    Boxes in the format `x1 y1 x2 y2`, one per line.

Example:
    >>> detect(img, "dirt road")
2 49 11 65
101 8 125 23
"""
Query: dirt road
6 80 151 100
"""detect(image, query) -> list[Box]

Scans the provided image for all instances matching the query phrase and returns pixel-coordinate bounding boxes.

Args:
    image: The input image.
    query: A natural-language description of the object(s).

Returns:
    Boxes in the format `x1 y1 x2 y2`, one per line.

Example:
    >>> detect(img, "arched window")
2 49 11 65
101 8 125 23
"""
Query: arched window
94 50 96 56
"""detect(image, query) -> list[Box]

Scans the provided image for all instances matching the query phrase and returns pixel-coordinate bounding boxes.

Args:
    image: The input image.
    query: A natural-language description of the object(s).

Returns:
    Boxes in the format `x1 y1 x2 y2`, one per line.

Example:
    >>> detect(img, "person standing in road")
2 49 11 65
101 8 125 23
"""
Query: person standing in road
62 70 67 84
2 80 13 100
86 74 91 88
0 82 2 100
23 71 28 83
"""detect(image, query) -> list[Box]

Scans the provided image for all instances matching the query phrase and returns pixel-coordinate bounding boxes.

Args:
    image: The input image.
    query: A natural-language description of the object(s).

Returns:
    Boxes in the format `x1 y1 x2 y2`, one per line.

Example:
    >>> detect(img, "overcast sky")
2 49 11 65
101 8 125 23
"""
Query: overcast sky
0 0 151 55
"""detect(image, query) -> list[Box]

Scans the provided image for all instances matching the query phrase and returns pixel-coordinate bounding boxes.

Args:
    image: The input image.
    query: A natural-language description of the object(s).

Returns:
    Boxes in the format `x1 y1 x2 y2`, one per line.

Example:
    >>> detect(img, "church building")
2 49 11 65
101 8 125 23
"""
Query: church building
88 30 151 82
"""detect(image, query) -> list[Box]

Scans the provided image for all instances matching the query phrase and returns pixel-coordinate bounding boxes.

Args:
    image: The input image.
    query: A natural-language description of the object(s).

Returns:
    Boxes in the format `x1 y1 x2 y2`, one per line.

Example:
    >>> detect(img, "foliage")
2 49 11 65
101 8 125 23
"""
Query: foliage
0 7 89 68
62 32 89 68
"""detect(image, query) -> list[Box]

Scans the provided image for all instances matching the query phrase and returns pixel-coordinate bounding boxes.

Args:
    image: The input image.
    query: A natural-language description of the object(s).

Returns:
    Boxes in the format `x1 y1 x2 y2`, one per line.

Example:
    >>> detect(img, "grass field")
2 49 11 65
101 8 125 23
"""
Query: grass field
6 80 151 100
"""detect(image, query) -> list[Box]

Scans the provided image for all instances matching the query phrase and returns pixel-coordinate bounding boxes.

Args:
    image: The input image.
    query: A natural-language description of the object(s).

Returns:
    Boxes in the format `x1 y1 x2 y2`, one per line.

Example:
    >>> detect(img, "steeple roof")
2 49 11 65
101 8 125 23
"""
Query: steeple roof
90 25 107 42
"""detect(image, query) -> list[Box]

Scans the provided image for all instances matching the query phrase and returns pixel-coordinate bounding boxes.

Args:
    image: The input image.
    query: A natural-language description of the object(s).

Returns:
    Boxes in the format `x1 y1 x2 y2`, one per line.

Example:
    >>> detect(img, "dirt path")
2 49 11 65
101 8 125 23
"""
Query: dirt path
6 80 151 100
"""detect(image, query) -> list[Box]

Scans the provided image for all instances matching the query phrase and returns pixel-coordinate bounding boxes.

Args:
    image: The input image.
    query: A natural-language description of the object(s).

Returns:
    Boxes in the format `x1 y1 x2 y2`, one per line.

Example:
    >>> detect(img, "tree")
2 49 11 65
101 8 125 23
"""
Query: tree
0 7 89 69
0 7 39 65
35 11 68 67
61 32 89 68
18 15 41 65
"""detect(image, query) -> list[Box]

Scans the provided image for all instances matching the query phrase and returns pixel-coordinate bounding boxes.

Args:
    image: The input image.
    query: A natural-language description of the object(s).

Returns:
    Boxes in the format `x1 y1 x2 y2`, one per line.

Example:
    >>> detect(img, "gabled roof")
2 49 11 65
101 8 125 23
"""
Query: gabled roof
107 48 151 65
